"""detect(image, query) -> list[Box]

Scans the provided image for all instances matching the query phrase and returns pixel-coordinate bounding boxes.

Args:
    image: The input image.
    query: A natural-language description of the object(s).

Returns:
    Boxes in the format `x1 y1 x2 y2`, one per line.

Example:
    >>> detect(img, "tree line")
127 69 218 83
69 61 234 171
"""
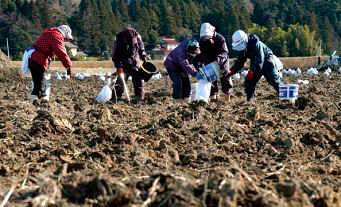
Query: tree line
0 0 340 60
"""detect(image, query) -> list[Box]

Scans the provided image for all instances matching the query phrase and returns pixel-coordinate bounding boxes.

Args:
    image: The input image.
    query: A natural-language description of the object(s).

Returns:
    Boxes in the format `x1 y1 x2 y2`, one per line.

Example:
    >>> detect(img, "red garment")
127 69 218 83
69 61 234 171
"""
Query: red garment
31 28 72 70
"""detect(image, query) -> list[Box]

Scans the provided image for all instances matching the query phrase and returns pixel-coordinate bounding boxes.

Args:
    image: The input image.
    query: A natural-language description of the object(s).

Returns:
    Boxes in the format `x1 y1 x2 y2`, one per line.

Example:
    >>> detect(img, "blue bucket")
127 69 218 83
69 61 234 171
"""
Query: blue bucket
199 61 221 82
279 84 299 100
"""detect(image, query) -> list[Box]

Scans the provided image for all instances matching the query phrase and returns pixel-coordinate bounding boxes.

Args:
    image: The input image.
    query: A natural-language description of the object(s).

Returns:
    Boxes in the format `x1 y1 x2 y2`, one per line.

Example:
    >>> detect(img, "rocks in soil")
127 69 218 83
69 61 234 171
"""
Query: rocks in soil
276 180 297 197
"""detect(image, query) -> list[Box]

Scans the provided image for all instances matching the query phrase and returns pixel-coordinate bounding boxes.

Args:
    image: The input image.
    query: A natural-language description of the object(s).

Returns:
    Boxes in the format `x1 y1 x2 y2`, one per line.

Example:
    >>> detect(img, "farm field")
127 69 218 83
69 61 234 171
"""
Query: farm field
0 65 340 206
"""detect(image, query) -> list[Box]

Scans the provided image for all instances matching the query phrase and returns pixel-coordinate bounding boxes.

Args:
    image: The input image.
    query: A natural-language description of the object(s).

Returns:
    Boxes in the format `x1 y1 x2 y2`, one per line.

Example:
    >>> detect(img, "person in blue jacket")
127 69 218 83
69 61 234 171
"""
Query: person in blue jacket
164 39 203 100
227 30 281 102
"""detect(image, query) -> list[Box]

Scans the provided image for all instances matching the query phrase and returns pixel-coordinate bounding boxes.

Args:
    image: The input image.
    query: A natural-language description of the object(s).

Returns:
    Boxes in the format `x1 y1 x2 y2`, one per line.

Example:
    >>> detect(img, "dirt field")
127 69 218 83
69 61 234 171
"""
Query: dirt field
0 66 340 207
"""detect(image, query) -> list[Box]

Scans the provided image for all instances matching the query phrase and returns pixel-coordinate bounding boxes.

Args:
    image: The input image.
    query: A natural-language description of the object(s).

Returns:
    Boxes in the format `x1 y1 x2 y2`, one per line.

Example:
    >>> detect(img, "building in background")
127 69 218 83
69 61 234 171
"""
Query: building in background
150 38 179 60
64 42 79 57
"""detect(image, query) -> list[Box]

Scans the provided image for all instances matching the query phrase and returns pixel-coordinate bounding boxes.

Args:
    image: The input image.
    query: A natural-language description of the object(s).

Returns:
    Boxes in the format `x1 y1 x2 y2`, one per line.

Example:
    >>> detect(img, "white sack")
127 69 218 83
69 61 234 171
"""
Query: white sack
194 80 211 103
273 55 283 71
21 48 35 74
96 78 112 103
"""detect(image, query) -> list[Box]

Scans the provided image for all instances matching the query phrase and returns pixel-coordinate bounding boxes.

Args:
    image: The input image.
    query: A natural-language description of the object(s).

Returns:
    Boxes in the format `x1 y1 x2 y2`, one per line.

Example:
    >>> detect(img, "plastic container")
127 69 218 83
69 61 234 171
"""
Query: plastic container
199 61 221 82
140 62 158 82
279 84 299 101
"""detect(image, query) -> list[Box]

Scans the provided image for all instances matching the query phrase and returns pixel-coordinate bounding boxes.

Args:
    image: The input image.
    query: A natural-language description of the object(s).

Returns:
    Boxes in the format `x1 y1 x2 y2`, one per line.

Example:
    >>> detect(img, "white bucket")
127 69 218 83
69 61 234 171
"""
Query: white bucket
199 61 221 82
279 84 299 101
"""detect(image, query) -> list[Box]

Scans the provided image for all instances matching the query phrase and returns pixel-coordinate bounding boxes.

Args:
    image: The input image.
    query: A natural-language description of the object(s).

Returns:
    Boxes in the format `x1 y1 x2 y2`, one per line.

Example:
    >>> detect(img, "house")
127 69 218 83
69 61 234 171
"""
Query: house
64 42 78 57
150 38 179 60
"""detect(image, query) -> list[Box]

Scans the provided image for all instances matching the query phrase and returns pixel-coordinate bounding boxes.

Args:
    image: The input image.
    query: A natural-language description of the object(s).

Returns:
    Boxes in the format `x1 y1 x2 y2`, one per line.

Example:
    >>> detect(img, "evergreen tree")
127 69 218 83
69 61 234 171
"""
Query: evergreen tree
159 0 176 36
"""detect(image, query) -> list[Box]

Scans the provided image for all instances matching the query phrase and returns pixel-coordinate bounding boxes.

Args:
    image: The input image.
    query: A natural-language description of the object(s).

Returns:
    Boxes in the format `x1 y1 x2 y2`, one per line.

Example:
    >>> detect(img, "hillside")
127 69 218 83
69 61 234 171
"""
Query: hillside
0 0 340 59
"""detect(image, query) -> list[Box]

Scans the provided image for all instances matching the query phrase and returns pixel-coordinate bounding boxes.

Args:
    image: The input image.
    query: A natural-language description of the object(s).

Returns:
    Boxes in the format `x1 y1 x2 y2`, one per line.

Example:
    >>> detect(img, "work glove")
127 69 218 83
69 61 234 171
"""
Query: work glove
116 67 124 74
226 70 235 78
194 72 203 80
246 70 254 80
141 55 146 63
66 67 73 80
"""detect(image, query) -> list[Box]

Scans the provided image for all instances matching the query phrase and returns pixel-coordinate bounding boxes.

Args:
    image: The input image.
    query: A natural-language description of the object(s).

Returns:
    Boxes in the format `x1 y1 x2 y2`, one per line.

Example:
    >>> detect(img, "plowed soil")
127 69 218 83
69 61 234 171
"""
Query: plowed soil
0 67 340 207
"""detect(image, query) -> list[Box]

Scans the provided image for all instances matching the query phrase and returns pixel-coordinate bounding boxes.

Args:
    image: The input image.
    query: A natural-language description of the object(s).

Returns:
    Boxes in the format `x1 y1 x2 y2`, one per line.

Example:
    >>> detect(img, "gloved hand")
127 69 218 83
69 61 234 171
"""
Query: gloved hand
141 55 146 63
66 67 73 79
116 67 124 74
226 70 235 78
246 70 254 80
194 72 203 80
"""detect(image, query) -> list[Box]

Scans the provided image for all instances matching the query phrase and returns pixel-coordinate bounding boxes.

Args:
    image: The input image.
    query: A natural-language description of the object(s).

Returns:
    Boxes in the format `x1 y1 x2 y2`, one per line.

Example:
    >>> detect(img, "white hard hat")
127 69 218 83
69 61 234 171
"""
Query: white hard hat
200 22 215 38
232 30 248 51
57 25 73 40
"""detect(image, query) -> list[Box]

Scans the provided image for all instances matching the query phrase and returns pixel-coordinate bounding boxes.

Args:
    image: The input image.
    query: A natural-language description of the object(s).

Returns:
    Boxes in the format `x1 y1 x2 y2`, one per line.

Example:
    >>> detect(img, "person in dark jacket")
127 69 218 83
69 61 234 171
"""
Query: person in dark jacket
198 22 233 102
29 25 73 105
111 27 147 102
164 39 203 101
227 30 281 102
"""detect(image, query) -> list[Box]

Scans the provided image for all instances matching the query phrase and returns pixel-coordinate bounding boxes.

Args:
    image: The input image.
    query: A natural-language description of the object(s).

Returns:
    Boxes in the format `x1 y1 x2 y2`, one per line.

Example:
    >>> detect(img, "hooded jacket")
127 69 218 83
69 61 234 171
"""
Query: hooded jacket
199 32 229 74
232 35 273 73
112 28 146 69
31 28 72 69
164 41 197 76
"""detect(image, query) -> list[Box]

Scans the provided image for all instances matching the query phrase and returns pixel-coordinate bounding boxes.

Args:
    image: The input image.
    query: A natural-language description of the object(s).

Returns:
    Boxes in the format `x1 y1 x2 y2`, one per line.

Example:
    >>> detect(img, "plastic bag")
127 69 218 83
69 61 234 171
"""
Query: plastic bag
55 72 63 80
273 55 283 71
20 47 35 74
44 74 52 100
189 83 198 103
96 78 112 103
194 80 211 103
231 73 240 80
241 70 248 78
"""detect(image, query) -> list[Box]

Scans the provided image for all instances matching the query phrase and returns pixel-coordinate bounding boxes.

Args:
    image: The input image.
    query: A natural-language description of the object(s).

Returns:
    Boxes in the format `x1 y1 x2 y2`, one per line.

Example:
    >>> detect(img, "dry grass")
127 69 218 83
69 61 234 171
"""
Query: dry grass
11 56 328 71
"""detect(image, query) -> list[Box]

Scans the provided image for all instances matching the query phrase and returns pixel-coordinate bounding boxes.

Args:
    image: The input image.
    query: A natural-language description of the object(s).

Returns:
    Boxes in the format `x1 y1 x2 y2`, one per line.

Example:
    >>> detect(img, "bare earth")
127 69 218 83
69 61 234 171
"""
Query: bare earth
0 67 340 207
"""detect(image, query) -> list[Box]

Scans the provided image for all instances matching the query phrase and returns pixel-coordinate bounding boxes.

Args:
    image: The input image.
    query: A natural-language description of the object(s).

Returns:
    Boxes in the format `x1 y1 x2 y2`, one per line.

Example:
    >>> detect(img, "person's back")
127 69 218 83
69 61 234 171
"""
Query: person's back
31 28 72 70
244 35 273 67
112 28 146 68
164 41 188 69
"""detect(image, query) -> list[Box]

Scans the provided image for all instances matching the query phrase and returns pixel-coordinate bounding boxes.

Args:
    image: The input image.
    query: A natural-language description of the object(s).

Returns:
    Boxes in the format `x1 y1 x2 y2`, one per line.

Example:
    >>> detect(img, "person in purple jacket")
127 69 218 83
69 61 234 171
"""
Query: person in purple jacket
164 39 203 101
198 22 233 102
111 27 147 102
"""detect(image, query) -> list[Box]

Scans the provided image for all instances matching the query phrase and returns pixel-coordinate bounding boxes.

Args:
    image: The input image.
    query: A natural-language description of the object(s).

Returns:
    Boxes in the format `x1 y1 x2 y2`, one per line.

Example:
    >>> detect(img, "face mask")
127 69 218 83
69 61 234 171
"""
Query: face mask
201 36 212 41
233 42 247 51
189 53 197 57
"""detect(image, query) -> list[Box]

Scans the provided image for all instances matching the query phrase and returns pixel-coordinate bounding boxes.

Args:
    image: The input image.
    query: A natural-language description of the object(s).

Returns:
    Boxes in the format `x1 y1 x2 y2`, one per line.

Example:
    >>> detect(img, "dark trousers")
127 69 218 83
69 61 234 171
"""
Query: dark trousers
112 66 144 100
167 69 191 99
210 75 233 96
244 62 280 101
29 58 47 97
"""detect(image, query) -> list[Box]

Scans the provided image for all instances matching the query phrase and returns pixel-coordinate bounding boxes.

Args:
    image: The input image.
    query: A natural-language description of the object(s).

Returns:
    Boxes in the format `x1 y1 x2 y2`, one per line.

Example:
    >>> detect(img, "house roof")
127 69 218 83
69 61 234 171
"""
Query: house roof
151 47 172 55
162 38 179 45
64 42 78 48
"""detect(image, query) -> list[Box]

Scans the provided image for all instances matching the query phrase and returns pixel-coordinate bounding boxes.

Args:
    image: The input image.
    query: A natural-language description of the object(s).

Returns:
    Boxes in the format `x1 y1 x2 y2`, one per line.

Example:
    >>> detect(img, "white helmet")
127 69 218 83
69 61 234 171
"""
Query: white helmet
57 25 73 40
200 22 215 38
232 30 248 51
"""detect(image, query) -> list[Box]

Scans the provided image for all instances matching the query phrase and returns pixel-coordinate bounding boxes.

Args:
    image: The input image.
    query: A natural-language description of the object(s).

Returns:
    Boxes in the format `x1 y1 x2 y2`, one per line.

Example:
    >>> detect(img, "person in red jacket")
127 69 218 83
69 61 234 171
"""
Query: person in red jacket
29 25 73 105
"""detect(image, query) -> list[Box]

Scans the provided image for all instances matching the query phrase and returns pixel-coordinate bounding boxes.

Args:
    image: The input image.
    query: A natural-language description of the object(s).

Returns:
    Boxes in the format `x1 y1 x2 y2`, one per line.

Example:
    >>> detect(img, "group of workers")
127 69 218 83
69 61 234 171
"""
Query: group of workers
25 22 281 105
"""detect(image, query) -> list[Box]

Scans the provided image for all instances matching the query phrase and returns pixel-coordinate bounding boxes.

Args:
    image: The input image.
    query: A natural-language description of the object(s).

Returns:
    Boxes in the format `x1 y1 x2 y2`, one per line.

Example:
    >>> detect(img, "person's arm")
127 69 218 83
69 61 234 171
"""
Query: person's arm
137 35 147 62
230 51 247 75
176 51 197 76
215 37 229 66
51 36 72 69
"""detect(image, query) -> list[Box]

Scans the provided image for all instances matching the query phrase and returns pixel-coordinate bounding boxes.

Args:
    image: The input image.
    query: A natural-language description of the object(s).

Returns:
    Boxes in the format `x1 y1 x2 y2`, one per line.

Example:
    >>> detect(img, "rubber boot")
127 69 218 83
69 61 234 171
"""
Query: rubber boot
31 95 39 106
